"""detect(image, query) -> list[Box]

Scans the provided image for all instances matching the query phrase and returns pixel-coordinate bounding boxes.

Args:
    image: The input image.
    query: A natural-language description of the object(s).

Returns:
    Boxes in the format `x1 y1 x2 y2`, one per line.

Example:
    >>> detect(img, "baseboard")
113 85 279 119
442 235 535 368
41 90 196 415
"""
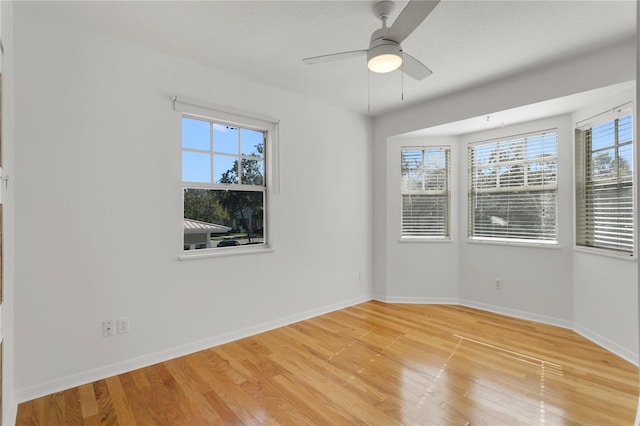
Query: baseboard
459 298 574 330
573 323 638 366
14 294 372 404
375 295 459 305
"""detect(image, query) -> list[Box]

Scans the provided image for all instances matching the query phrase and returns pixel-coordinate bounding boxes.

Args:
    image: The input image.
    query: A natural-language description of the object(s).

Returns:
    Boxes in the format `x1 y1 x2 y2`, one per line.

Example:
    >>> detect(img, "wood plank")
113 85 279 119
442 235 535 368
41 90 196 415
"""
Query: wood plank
77 384 98 419
104 376 137 426
15 302 639 425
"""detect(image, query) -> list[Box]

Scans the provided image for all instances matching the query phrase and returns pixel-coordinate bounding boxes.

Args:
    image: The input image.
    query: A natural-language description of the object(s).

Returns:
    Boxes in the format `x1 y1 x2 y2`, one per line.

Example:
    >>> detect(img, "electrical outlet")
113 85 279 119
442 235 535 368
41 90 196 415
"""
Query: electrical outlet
103 319 115 337
495 278 503 290
358 272 366 283
117 317 130 335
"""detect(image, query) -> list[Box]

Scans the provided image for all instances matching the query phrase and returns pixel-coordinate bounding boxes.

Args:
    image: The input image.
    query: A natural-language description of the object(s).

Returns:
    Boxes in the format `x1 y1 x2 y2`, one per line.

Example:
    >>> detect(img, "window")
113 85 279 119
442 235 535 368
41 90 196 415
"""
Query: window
401 147 450 238
182 115 268 251
468 130 558 243
575 104 634 255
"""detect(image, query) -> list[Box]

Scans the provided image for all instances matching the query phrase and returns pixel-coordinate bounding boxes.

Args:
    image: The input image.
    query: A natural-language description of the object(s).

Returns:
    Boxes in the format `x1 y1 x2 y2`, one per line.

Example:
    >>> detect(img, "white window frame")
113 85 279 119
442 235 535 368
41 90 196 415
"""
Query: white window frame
400 146 451 240
575 103 635 258
174 96 279 259
467 129 559 245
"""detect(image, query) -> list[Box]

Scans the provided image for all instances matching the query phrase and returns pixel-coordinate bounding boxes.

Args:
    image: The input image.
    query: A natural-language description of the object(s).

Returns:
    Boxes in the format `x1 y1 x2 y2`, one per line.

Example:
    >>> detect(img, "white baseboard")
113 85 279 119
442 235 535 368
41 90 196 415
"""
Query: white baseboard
458 298 574 330
375 295 459 305
14 294 372 404
573 323 638 366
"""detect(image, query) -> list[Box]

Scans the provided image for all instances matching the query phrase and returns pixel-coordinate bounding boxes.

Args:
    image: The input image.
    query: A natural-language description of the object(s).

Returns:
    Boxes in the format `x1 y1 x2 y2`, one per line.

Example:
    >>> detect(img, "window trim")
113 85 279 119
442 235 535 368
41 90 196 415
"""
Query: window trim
467 128 559 245
400 145 452 241
175 96 279 259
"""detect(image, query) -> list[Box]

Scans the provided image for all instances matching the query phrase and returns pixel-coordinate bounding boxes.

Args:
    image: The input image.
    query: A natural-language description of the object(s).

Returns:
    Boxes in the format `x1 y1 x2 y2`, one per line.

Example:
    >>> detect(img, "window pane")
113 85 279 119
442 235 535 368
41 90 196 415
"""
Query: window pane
182 118 210 151
182 151 210 183
425 168 447 191
469 130 558 242
619 143 633 179
241 128 264 157
401 147 450 238
214 155 237 184
402 194 447 236
242 158 264 186
471 191 557 240
499 165 525 187
585 184 634 252
401 169 422 192
213 124 239 155
591 120 615 151
498 139 525 162
576 110 634 255
183 188 265 250
527 160 557 186
401 150 424 192
590 148 616 181
475 167 496 189
618 114 633 143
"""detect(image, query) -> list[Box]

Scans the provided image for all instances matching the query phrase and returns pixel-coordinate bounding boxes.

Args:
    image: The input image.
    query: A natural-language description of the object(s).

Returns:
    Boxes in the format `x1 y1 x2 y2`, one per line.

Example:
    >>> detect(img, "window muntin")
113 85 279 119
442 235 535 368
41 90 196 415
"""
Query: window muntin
401 147 451 238
468 130 558 243
576 106 634 255
182 115 266 251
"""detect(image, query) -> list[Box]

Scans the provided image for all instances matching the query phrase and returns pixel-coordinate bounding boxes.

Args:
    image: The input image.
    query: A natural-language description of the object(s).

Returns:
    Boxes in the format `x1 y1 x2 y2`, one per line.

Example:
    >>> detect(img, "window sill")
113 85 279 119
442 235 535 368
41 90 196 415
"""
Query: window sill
179 246 274 260
466 237 561 250
573 246 636 262
399 237 453 244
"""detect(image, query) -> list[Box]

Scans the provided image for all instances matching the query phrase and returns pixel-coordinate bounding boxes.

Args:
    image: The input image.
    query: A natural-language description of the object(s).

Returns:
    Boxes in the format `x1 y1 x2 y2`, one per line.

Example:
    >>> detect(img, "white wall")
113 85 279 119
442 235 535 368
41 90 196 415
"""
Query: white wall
381 135 459 302
458 115 574 325
572 88 638 361
12 6 372 399
1 1 16 424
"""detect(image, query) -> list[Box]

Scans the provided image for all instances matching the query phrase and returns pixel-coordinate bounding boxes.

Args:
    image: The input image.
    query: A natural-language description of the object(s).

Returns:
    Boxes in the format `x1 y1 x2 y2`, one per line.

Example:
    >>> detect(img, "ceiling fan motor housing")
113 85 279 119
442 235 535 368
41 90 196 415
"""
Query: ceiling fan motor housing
367 29 402 73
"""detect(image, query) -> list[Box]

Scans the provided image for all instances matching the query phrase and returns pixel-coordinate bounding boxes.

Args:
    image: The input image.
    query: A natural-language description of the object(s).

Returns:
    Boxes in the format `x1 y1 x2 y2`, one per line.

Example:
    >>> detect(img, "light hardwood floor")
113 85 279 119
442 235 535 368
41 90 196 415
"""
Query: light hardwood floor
16 302 639 425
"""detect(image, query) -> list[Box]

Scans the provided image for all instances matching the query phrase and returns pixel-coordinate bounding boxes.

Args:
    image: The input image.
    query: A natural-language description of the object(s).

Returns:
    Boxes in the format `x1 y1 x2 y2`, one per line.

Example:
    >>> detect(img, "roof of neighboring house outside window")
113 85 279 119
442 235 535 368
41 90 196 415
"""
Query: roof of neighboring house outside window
183 218 231 234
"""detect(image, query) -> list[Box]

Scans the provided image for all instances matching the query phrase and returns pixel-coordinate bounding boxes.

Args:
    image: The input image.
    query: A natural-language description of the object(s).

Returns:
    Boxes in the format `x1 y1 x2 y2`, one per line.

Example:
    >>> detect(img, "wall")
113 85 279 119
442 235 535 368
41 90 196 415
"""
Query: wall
1 1 16 424
572 87 638 362
381 135 459 302
12 6 372 400
458 116 574 326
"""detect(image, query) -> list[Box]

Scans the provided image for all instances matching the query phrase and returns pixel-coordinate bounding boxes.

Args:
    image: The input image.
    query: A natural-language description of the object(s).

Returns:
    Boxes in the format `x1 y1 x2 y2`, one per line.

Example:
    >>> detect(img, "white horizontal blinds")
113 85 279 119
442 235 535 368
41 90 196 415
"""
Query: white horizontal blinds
401 147 450 238
468 130 558 242
576 104 634 255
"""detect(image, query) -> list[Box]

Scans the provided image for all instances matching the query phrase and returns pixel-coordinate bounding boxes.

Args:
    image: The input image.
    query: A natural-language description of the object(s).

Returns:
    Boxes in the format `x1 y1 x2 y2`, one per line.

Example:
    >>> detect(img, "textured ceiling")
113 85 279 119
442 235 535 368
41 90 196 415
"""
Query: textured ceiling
19 0 637 117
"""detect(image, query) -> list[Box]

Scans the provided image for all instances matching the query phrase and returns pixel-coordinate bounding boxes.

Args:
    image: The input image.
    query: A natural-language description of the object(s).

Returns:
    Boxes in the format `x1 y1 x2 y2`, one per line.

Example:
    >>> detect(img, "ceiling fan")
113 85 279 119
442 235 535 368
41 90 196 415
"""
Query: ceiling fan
302 0 440 80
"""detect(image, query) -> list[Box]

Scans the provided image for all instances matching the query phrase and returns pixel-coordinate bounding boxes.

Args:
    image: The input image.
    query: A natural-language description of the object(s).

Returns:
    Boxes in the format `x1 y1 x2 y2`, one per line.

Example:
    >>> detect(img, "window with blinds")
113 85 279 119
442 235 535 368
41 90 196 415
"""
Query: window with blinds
401 147 450 238
468 130 558 243
575 104 634 255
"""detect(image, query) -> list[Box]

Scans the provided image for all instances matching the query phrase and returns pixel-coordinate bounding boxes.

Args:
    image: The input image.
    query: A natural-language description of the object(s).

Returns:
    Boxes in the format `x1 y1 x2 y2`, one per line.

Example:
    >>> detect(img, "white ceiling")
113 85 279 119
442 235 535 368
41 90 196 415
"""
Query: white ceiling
20 0 636 119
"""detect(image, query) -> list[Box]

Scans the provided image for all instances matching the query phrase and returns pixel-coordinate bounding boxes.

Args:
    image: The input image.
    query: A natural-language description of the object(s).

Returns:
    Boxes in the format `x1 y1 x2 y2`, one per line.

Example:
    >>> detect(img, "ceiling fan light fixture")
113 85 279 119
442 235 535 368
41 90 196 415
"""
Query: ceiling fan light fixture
367 43 402 73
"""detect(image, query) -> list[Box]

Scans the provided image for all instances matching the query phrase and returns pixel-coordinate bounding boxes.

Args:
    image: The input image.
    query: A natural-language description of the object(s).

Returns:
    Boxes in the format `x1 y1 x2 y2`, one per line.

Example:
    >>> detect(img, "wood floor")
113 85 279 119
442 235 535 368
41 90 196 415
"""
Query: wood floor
16 302 639 425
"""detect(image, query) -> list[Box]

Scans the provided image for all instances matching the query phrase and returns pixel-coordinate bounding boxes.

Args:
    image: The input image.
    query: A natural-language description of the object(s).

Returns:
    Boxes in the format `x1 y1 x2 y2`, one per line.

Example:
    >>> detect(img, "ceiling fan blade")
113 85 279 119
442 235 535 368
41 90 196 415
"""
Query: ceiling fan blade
302 50 367 65
387 0 440 44
402 53 432 80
